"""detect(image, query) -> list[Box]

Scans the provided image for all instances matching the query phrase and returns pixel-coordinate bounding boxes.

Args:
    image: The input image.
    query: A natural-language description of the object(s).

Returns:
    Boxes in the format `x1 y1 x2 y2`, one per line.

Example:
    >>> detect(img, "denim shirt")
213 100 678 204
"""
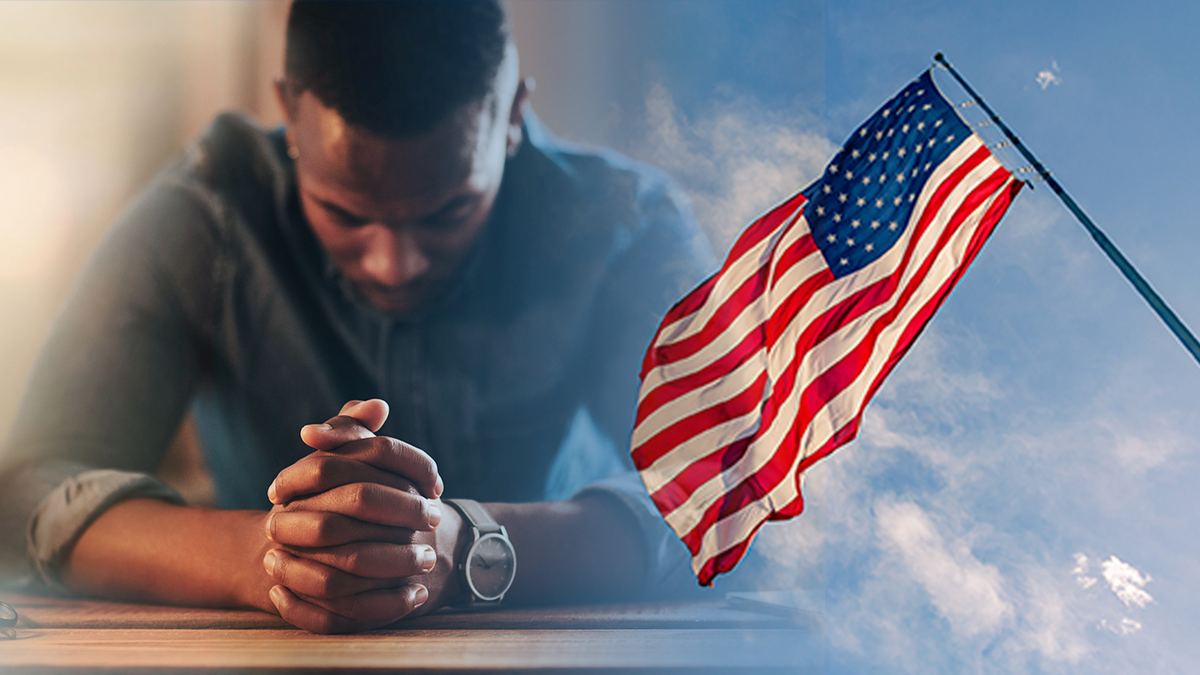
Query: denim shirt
0 112 715 590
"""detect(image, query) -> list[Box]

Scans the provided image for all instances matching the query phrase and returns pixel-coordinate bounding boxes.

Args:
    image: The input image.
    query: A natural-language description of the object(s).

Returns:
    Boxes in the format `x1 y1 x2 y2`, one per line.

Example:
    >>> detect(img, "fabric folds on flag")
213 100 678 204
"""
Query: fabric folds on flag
631 70 1023 586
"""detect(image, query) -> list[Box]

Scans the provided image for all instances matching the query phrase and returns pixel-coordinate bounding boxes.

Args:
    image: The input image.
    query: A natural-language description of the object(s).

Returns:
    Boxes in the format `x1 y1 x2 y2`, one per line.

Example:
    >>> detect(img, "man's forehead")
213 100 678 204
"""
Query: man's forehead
292 91 495 211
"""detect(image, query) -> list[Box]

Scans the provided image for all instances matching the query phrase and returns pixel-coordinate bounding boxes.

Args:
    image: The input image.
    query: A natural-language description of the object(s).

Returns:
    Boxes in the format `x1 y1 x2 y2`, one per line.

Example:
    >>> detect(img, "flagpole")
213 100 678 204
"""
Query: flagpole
933 53 1200 368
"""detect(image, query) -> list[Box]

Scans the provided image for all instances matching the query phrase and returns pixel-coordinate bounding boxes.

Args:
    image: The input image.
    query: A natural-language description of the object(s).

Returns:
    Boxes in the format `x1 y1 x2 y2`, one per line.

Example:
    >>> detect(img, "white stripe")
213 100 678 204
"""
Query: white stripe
661 156 1009 539
688 171 1015 568
653 200 807 347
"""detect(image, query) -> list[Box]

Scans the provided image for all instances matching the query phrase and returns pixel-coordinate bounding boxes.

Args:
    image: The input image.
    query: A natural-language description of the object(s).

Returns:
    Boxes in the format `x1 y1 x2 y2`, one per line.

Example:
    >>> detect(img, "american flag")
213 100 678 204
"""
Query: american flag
631 70 1023 585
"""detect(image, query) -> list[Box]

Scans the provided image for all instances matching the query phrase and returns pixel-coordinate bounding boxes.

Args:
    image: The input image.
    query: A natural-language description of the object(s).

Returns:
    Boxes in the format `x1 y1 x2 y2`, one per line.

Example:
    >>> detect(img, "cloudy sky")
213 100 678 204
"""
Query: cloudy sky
0 2 1195 672
581 1 1200 673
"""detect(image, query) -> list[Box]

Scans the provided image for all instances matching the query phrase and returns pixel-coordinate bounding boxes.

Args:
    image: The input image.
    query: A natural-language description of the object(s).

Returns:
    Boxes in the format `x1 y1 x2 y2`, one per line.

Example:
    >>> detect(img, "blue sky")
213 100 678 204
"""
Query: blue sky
817 2 1200 673
548 1 1200 673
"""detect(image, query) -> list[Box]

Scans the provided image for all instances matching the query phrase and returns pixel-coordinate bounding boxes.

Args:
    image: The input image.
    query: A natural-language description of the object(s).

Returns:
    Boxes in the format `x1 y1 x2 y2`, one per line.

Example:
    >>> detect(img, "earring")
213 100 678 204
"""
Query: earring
288 145 300 160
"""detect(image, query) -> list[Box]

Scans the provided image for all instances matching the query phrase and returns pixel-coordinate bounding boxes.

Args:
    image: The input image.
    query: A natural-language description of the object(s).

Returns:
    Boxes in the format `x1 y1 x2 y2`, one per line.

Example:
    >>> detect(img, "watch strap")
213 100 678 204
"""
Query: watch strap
444 498 502 535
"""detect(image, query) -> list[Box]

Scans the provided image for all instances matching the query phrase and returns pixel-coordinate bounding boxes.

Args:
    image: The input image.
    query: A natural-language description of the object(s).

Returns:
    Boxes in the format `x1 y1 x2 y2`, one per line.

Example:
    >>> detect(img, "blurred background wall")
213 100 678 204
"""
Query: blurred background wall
0 0 822 532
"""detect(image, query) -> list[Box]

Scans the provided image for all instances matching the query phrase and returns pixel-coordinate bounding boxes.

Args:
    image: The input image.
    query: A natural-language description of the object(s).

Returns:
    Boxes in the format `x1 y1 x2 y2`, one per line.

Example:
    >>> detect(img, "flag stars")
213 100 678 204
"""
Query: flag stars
851 219 861 228
875 131 883 140
862 175 871 185
827 234 837 243
871 220 881 229
935 118 943 127
833 213 842 222
902 124 910 133
846 238 856 247
844 170 854 180
889 221 899 231
875 198 885 208
917 121 925 131
816 206 825 216
840 258 849 266
865 243 875 252
897 147 907 158
839 193 848 203
851 149 861 158
879 173 887 183
823 184 832 194
868 152 877 162
857 197 866 207
945 134 955 144
859 128 869 137
923 103 932 110
893 196 903 206
908 193 916 202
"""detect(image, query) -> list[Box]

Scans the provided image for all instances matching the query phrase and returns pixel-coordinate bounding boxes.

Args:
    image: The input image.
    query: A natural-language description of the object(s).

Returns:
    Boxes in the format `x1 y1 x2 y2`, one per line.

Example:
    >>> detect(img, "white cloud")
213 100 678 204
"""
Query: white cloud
1100 617 1143 635
1072 553 1098 590
1101 556 1154 609
639 82 835 253
1037 60 1062 90
876 499 1012 637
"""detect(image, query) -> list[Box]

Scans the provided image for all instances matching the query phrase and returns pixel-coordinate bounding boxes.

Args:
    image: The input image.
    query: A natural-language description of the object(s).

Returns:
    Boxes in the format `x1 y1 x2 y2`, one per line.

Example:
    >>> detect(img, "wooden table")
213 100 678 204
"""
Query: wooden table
0 592 822 673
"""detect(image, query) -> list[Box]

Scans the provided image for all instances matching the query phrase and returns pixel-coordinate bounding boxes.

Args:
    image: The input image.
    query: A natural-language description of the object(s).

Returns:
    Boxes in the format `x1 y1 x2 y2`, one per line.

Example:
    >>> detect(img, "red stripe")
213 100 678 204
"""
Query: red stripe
675 167 1013 552
632 370 768 471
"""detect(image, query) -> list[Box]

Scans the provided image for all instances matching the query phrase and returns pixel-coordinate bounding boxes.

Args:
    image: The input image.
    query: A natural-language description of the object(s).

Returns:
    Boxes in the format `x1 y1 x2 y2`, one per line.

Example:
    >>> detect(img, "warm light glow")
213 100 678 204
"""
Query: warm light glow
0 145 72 282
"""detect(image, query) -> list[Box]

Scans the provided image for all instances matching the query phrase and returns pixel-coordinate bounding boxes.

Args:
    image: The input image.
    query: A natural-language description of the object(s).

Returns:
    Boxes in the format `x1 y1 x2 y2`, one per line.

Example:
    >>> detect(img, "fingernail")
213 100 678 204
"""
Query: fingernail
434 476 444 498
425 500 442 528
263 549 279 576
267 481 278 503
264 513 276 541
420 546 436 572
413 585 429 608
269 585 284 608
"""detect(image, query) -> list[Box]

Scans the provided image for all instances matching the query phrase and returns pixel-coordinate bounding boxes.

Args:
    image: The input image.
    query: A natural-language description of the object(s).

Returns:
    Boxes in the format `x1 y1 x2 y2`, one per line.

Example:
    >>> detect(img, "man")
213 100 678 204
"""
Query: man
0 2 712 633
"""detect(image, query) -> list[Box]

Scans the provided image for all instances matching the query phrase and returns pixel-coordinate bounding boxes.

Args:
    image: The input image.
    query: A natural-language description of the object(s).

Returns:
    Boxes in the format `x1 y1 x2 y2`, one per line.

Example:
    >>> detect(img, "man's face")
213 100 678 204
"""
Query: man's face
284 88 518 314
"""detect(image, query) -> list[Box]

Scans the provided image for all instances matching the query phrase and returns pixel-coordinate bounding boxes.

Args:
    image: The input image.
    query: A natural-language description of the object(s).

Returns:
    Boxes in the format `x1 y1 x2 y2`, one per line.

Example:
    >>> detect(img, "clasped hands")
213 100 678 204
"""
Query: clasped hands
260 399 464 633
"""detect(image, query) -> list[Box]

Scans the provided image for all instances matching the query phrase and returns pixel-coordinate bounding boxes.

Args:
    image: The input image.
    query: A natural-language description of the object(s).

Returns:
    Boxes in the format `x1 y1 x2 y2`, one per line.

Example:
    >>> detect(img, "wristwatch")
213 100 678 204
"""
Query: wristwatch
445 499 516 607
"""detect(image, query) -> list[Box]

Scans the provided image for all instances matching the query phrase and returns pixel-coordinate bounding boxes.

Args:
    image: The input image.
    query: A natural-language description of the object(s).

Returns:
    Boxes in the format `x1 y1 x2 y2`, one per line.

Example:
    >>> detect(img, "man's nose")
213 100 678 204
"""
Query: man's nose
360 225 430 287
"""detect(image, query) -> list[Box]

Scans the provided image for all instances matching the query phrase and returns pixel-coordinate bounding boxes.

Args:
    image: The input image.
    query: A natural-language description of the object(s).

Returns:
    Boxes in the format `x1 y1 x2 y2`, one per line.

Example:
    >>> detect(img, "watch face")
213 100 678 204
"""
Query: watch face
465 533 516 601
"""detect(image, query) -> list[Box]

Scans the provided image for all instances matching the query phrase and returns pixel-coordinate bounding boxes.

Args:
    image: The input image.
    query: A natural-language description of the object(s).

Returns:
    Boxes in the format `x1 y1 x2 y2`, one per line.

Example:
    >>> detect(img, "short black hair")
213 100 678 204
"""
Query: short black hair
284 1 511 138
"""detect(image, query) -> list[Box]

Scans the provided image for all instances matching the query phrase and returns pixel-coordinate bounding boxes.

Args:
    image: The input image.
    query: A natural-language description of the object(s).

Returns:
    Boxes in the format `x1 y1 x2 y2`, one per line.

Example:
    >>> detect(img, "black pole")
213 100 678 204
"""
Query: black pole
934 52 1200 368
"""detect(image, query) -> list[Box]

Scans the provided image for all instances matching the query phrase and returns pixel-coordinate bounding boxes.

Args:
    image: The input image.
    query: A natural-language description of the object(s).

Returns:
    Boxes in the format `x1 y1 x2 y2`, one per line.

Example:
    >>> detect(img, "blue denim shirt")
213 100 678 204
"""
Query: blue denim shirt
0 112 715 591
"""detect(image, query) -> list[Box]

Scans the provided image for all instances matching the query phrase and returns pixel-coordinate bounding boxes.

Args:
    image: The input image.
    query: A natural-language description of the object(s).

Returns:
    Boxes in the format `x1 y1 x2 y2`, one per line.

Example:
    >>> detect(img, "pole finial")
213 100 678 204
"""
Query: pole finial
934 52 947 65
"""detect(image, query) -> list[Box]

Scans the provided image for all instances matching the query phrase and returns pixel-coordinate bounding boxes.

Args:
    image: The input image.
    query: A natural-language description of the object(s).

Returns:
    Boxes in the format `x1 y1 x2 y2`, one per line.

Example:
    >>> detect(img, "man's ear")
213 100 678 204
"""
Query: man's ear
506 77 534 157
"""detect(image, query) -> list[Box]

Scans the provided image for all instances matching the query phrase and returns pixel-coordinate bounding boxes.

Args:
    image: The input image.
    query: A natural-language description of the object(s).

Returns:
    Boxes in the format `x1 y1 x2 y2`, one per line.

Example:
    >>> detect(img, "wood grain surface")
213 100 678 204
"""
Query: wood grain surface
0 593 823 673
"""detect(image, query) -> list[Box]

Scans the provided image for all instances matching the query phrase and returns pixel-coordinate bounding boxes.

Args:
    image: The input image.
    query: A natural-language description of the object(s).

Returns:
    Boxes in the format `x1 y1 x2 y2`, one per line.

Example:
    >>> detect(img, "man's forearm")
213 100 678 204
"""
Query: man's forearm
484 494 647 606
63 498 275 612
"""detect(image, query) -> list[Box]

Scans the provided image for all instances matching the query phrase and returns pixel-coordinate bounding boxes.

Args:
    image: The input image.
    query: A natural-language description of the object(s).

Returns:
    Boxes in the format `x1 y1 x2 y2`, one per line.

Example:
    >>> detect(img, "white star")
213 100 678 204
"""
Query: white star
945 134 955 144
908 105 915 113
879 173 887 183
865 243 875 252
935 118 943 127
882 108 891 118
875 198 884 208
925 162 932 171
902 124 910 133
897 147 907 158
816 206 825 216
887 128 894 137
893 196 902 206
845 170 854 180
884 151 891 160
895 173 904 183
917 89 924 96
917 121 925 131
851 148 861 158
840 258 849 266
908 193 916 202
826 233 836 242
923 103 933 111
823 184 832 194
859 128 869 137
868 152 877 162
833 213 842 222
839 193 848 203
871 220 881 229
888 221 899 230
862 175 871 185
829 164 838 174
846 238 855 246
875 131 883 140
851 219 861 228
857 197 866 207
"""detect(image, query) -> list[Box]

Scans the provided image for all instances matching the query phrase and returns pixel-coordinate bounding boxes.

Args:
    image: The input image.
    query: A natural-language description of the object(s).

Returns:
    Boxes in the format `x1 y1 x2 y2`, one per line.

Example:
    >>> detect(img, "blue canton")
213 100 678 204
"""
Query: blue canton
807 70 971 278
